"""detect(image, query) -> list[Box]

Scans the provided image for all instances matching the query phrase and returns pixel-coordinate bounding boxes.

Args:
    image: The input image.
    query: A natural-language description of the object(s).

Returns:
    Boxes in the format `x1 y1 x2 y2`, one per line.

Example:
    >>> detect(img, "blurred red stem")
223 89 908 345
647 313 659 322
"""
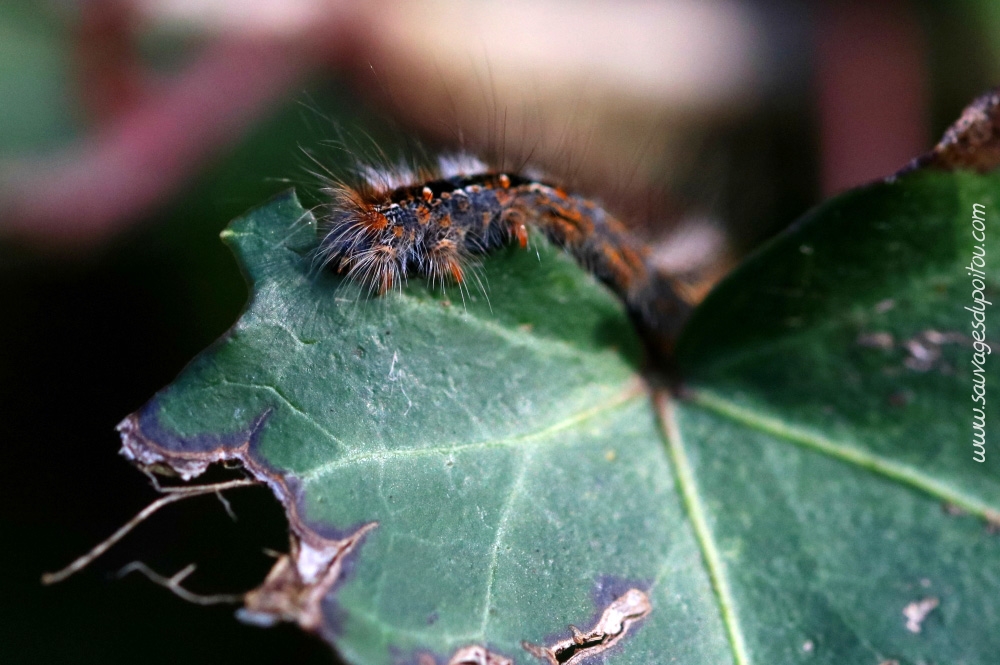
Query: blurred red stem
2 38 310 246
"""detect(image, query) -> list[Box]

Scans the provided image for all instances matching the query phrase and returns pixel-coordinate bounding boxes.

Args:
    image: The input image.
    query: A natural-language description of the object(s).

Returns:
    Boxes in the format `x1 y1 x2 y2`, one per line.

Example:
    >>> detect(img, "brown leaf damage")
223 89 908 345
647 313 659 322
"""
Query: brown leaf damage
522 589 651 665
904 86 1000 173
116 410 377 634
238 522 378 631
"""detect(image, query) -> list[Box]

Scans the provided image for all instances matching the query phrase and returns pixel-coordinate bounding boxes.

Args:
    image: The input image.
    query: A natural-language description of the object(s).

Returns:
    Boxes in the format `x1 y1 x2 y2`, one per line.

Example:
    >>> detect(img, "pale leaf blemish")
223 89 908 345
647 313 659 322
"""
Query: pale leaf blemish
446 645 513 665
521 588 651 665
903 338 939 372
942 503 964 517
388 350 413 415
856 332 894 350
855 329 970 372
874 298 896 314
902 596 939 634
902 330 967 373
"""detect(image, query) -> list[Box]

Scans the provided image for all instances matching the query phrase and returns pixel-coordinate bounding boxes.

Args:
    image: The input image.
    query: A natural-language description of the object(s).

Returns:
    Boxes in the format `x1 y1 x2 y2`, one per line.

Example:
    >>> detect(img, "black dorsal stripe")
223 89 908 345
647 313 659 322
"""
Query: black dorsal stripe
386 173 538 204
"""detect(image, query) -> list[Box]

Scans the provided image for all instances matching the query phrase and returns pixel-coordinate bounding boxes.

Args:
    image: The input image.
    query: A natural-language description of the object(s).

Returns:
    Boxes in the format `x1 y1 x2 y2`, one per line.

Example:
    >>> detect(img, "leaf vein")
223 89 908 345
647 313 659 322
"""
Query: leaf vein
219 378 346 446
478 451 531 639
690 388 1000 522
299 387 643 482
658 392 750 665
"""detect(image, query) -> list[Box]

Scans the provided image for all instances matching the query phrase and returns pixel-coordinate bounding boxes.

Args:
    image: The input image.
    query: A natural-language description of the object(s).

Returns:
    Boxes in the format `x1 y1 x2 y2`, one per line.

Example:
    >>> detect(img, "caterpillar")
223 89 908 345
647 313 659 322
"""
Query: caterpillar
314 154 690 362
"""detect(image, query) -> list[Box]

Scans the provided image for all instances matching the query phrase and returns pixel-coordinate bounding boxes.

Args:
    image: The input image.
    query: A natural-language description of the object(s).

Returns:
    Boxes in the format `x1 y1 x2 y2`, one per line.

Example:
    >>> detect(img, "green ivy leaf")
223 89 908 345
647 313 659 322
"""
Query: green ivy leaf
118 133 1000 663
119 192 730 664
672 167 1000 664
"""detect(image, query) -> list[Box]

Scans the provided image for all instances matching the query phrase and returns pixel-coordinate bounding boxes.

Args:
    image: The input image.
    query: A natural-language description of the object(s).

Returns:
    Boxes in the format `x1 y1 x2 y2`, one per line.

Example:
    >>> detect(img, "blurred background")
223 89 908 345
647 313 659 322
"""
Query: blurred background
2 1 999 663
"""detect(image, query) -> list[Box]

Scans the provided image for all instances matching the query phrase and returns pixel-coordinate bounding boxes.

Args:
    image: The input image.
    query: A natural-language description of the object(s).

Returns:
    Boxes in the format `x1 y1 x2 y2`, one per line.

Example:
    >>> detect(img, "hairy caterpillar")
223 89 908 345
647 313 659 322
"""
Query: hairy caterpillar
314 153 689 361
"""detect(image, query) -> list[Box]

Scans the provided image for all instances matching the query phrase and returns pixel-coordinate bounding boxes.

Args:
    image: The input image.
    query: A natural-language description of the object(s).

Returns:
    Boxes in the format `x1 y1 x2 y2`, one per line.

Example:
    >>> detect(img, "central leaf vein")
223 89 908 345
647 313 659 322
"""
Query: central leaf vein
658 392 750 665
